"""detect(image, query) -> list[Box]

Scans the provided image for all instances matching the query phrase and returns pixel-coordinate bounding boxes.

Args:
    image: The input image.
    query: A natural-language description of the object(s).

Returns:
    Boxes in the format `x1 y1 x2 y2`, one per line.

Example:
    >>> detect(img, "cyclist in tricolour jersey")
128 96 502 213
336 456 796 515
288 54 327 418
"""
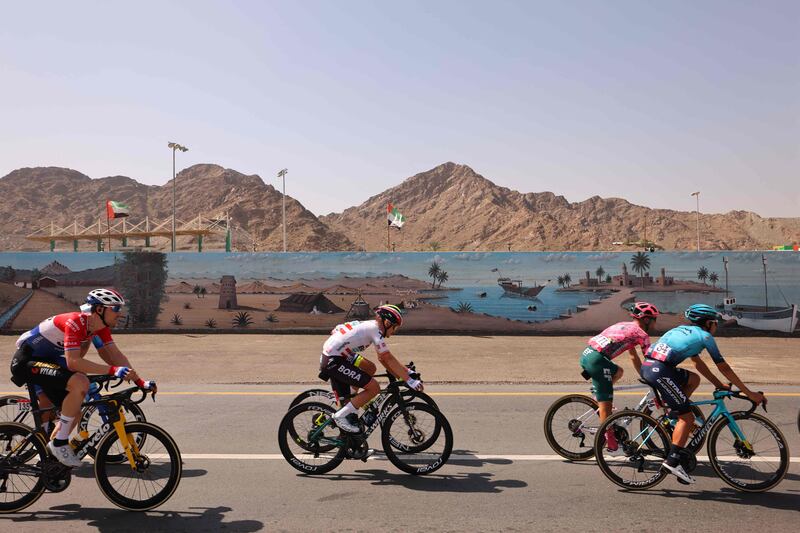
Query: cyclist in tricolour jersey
10 288 155 468
641 303 764 484
580 302 659 452
320 304 422 433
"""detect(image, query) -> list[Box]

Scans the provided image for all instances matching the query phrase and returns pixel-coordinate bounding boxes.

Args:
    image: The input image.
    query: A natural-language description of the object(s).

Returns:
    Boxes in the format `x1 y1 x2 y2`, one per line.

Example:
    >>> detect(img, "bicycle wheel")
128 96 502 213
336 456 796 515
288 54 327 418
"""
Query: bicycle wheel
543 394 598 460
595 410 670 490
0 422 47 513
278 402 346 475
288 389 336 410
381 403 452 475
707 412 789 492
94 422 182 511
81 401 147 463
0 396 33 425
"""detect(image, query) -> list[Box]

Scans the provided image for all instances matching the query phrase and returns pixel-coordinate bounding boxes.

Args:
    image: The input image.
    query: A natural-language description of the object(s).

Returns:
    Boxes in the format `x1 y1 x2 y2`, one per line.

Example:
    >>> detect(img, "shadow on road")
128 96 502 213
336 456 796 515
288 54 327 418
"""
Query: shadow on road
0 504 263 532
71 467 209 480
448 449 513 467
627 488 800 512
316 469 527 494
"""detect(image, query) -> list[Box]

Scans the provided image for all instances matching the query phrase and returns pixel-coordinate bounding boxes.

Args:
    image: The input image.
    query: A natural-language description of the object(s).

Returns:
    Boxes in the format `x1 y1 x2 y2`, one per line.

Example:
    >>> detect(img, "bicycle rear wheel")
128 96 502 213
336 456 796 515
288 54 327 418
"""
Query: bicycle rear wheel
94 421 182 511
707 412 789 492
0 396 33 425
381 403 452 475
594 410 670 490
278 402 346 475
0 422 47 513
288 389 336 410
543 394 598 460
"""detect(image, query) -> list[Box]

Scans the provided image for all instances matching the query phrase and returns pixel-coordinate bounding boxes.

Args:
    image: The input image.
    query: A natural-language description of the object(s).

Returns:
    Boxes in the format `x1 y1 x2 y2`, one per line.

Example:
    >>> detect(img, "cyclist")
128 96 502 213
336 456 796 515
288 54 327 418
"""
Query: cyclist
320 304 422 433
580 301 659 452
641 303 764 484
9 288 155 467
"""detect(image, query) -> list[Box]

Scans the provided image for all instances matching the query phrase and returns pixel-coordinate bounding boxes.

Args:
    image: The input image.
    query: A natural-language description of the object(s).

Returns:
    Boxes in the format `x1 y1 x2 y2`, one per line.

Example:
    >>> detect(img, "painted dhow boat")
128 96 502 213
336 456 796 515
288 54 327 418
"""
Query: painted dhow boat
497 277 545 298
717 297 798 333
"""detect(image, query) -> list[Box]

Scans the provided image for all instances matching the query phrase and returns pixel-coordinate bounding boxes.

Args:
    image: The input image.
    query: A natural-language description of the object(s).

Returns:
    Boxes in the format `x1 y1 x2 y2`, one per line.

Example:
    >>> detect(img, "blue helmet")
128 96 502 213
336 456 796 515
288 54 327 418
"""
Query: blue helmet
684 304 720 324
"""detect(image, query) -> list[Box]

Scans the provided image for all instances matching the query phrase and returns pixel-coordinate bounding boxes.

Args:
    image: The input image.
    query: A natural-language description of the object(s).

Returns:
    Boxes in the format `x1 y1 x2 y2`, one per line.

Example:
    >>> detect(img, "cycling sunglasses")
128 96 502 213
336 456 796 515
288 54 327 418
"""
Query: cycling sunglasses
106 305 122 313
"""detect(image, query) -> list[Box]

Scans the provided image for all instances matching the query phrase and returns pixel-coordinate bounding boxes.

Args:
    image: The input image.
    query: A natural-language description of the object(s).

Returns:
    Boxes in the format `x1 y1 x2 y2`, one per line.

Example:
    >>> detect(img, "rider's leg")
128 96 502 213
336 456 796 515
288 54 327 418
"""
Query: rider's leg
37 392 56 437
350 378 379 409
52 373 89 443
599 367 624 421
682 371 700 397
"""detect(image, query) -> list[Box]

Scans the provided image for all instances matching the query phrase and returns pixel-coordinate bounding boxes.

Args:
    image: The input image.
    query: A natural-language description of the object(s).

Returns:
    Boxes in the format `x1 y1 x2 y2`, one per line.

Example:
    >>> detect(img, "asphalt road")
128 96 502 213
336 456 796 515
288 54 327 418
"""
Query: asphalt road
1 384 798 532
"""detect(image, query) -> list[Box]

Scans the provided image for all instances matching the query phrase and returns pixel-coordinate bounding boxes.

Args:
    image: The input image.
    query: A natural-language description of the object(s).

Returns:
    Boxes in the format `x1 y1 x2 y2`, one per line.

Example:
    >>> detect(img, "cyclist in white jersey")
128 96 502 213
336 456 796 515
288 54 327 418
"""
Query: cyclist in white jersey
320 304 423 433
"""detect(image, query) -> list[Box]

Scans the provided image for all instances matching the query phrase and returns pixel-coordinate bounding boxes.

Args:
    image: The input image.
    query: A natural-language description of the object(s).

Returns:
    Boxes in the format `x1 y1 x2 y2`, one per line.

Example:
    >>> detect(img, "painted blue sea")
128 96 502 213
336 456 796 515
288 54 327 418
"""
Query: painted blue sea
420 285 613 322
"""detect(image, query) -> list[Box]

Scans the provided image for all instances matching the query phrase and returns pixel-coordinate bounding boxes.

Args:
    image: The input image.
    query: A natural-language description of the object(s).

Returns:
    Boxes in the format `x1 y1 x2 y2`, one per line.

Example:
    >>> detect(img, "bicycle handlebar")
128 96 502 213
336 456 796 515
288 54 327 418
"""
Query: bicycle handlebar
714 386 767 416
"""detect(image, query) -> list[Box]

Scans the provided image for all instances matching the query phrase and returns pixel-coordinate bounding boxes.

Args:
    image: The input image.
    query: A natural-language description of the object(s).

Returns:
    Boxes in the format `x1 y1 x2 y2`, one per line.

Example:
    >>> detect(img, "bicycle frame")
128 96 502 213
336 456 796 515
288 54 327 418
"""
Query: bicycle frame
574 388 656 437
684 392 749 452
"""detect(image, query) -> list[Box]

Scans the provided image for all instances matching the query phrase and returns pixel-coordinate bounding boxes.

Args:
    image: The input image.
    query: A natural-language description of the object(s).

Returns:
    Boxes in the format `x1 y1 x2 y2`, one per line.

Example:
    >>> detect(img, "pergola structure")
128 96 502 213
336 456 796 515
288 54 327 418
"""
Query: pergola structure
26 215 234 252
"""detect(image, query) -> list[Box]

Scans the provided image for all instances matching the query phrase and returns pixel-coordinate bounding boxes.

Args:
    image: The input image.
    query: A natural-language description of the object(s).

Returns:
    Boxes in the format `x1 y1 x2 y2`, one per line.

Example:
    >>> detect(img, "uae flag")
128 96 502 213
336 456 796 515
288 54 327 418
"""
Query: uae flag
106 200 130 219
387 203 405 228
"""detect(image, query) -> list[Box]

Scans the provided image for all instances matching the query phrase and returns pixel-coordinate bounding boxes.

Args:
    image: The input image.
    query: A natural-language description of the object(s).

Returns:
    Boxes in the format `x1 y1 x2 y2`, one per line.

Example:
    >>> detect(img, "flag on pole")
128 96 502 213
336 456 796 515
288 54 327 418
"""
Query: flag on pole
387 203 405 228
106 200 130 219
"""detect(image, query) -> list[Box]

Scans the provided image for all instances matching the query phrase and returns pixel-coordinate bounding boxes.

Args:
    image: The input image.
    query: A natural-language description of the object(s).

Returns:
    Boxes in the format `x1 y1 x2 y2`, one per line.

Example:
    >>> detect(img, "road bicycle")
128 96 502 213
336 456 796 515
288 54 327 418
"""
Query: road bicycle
0 378 146 463
543 382 705 460
0 375 182 512
594 388 789 492
278 371 452 475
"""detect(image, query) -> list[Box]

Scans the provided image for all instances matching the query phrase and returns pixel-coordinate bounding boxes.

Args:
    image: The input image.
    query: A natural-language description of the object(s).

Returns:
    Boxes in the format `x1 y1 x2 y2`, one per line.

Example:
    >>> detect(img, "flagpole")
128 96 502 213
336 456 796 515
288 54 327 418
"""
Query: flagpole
387 220 390 252
106 200 112 252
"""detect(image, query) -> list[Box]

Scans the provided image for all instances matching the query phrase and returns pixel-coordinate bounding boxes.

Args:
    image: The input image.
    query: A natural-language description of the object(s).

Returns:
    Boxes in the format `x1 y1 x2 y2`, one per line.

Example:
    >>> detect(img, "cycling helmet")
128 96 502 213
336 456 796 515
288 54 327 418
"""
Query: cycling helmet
684 303 720 324
375 304 403 327
630 301 660 319
86 288 125 308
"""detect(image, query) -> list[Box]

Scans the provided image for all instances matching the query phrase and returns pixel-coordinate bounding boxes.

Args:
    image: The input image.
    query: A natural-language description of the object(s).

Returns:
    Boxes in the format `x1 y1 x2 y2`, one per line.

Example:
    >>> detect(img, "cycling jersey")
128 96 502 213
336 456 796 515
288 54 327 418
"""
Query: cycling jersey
322 320 389 359
587 321 651 360
646 325 724 366
15 312 114 369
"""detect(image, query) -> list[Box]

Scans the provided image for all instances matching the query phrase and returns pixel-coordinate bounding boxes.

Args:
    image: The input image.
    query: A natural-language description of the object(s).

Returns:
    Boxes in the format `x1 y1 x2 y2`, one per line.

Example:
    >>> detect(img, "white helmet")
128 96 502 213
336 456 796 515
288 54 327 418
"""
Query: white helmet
86 288 125 308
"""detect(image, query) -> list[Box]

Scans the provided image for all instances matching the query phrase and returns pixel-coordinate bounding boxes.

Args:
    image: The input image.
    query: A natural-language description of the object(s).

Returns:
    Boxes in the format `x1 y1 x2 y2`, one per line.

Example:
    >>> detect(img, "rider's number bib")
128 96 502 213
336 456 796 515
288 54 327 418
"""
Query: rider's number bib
589 335 611 349
649 342 672 362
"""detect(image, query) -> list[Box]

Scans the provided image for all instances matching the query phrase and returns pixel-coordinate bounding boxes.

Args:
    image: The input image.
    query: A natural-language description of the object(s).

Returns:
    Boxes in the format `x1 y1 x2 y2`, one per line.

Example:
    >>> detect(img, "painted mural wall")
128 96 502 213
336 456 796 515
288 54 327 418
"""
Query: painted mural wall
1 251 798 335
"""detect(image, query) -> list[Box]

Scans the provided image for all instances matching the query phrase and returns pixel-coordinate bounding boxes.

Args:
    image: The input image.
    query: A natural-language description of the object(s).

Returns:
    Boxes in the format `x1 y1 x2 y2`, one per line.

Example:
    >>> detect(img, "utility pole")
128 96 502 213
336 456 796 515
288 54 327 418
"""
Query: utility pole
691 191 700 252
168 142 189 252
277 169 288 252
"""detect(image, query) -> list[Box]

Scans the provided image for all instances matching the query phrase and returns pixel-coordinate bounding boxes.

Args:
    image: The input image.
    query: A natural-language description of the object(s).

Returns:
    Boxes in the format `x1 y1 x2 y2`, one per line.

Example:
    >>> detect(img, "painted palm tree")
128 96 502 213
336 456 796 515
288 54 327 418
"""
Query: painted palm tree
697 266 709 285
708 272 718 288
428 261 441 288
557 275 565 288
436 270 449 288
630 252 651 287
193 285 202 298
563 273 572 288
596 266 606 284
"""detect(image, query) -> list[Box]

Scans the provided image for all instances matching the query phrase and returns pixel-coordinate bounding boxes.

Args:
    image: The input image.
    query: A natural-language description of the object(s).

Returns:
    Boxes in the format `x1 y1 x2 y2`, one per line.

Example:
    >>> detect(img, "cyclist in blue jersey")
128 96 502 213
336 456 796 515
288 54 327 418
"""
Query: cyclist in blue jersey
640 304 764 484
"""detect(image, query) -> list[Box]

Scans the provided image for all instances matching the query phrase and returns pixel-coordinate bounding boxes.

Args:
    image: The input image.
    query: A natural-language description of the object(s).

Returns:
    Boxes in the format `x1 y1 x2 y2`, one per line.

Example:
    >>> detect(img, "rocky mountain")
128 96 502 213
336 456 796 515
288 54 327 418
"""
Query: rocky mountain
2 162 797 252
321 162 800 251
0 165 355 251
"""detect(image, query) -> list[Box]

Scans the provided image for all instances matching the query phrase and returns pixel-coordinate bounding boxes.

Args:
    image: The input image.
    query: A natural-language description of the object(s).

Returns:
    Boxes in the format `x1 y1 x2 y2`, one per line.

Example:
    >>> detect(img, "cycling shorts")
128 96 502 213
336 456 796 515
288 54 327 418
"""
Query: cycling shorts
579 347 618 402
10 346 74 407
320 353 372 401
640 359 691 416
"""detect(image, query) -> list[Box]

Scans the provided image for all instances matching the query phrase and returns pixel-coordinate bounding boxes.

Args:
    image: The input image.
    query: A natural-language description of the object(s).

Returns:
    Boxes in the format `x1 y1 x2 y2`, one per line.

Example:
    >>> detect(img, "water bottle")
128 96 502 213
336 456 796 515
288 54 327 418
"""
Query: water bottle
361 404 378 429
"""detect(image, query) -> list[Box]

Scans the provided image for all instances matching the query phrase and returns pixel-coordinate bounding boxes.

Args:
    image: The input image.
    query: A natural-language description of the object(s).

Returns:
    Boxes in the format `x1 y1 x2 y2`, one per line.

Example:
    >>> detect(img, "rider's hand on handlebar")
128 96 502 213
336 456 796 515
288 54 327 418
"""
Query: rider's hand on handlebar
746 390 765 406
135 379 157 392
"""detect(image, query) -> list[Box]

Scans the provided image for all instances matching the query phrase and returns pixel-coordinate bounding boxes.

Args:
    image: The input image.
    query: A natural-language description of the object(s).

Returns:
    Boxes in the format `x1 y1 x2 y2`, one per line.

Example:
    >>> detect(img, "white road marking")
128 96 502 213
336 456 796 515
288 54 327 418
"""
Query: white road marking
155 453 798 462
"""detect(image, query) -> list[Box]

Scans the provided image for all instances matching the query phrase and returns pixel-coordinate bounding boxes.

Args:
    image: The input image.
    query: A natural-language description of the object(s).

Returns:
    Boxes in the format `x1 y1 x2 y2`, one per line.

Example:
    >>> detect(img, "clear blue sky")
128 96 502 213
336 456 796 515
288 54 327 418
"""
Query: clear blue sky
1 1 797 217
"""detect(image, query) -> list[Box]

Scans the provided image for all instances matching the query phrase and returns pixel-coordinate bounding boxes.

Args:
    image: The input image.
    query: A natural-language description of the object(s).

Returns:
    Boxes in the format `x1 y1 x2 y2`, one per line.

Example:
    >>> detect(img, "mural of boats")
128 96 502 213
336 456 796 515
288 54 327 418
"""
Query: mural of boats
716 255 798 333
718 297 798 333
497 277 544 298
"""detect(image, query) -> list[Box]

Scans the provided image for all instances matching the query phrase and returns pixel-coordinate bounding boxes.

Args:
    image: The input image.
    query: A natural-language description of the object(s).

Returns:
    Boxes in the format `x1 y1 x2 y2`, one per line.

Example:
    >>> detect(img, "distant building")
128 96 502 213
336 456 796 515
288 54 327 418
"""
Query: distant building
218 276 238 309
611 264 672 287
578 271 600 287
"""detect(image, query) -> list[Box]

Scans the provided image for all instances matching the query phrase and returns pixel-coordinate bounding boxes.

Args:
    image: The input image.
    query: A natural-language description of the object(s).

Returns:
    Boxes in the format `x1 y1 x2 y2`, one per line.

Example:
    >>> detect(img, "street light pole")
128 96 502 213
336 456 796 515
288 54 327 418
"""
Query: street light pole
691 191 700 252
168 142 188 252
277 168 288 252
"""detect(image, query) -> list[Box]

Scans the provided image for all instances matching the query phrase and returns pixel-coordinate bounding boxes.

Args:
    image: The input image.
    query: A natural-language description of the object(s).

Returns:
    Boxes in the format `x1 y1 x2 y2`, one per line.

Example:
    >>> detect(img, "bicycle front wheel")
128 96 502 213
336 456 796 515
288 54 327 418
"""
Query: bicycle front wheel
707 412 789 492
81 401 147 463
94 421 182 511
0 422 47 513
278 402 346 475
595 410 670 490
381 403 452 475
543 394 598 460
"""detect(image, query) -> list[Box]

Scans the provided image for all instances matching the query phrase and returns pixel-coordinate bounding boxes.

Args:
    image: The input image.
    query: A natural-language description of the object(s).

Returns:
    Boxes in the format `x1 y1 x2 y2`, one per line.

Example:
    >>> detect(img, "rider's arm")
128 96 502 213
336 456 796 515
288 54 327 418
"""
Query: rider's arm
628 348 642 374
688 356 727 390
715 361 763 404
376 349 420 390
65 348 115 375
